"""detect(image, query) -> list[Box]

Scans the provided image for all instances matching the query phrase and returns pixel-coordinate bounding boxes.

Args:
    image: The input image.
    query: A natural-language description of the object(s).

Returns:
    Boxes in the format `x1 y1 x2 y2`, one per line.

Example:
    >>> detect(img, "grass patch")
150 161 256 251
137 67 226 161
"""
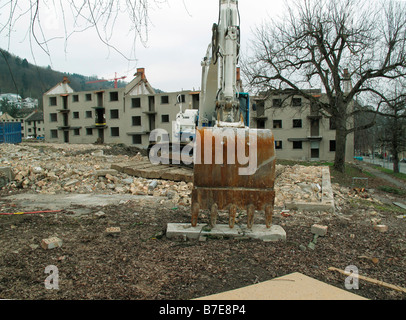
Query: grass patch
349 198 405 214
378 186 405 195
374 166 406 181
330 164 373 187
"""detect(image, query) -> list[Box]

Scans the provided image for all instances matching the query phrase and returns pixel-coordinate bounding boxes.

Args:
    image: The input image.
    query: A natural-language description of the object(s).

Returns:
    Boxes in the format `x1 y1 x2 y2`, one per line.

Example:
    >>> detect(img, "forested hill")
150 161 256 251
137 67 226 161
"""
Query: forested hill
0 48 127 107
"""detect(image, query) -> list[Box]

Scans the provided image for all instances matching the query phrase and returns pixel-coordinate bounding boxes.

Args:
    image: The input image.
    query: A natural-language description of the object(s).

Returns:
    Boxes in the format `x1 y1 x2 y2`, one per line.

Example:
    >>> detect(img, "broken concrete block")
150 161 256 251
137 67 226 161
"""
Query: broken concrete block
105 174 118 182
374 225 388 233
299 244 307 251
106 227 121 236
91 150 104 157
41 237 63 250
308 242 316 250
149 180 158 190
64 179 79 187
0 166 14 180
0 176 8 188
0 167 14 188
31 167 43 174
95 169 118 177
311 224 328 237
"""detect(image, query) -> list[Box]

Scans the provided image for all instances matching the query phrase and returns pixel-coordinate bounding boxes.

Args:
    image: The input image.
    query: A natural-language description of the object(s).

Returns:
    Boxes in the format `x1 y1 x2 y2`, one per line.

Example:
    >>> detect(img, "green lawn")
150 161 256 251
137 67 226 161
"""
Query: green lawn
373 166 406 181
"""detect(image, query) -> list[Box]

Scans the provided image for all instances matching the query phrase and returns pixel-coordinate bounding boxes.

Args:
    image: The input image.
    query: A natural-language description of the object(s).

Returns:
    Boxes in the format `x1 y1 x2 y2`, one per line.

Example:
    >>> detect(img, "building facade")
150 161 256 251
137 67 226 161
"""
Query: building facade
24 111 45 139
43 69 355 162
43 69 200 148
0 111 44 139
250 90 355 162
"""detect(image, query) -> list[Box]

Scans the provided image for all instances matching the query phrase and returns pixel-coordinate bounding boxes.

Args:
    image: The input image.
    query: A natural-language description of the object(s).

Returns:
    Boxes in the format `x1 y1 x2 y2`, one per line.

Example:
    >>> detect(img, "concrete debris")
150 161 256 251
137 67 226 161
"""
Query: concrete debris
0 166 14 188
149 180 158 190
0 143 193 205
308 242 316 250
1 143 332 210
311 224 328 237
106 227 121 236
274 165 323 208
373 224 388 233
95 169 118 177
41 237 63 250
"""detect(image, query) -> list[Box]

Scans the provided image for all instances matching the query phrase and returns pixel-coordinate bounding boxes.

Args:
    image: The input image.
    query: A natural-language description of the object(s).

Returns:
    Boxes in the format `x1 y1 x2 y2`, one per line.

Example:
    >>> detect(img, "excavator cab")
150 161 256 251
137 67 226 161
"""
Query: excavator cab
191 0 276 229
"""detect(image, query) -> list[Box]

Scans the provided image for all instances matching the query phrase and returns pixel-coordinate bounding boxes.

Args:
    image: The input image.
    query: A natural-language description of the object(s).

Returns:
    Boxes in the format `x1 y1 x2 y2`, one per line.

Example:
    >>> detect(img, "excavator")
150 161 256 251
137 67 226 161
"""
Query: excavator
191 0 276 230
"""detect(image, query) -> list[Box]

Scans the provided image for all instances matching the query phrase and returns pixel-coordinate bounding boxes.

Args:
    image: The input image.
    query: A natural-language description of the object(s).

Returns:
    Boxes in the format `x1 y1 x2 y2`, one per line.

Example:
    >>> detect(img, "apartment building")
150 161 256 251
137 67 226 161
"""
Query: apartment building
0 110 44 139
43 69 200 148
250 89 355 162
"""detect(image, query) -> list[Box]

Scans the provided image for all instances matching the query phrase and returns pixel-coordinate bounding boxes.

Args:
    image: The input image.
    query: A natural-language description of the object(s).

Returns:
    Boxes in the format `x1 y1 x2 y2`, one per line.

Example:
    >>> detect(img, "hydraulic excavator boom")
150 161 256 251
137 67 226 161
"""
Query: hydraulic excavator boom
191 0 276 229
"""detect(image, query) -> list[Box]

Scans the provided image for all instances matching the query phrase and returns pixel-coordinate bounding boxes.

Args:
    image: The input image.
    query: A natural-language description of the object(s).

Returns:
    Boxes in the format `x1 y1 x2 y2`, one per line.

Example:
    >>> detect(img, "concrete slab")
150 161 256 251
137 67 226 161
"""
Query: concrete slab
3 193 164 212
111 161 152 173
166 223 286 242
0 166 14 188
393 202 406 210
196 272 368 300
161 168 193 182
321 167 335 212
112 161 193 183
0 166 14 180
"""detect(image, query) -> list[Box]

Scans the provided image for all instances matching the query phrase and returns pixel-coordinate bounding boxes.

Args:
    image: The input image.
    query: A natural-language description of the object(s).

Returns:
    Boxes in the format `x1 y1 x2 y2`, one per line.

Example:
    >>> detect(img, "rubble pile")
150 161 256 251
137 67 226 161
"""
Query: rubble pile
0 143 192 205
1 143 324 208
274 164 323 207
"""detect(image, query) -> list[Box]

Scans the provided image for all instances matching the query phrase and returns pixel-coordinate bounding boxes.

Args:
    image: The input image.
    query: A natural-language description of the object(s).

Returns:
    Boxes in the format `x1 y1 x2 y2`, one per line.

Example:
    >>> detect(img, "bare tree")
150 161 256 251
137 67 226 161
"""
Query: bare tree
243 0 406 173
0 0 168 62
374 82 406 173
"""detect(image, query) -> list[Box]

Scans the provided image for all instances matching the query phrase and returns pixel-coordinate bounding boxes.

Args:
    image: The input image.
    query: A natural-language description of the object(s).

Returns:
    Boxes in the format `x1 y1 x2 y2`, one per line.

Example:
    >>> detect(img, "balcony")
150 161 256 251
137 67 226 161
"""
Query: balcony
251 107 268 120
307 136 323 141
57 125 71 130
57 109 70 113
94 122 107 128
143 110 157 115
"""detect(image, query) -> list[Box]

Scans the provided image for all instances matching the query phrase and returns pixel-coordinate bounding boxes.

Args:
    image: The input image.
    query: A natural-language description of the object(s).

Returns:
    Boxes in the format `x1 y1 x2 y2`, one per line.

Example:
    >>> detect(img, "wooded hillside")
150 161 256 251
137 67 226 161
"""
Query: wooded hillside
0 48 127 108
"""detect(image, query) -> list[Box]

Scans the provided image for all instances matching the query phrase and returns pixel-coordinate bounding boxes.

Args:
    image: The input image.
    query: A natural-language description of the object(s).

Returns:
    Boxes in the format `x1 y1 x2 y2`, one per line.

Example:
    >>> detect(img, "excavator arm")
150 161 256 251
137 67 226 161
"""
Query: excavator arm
192 0 277 230
200 0 243 127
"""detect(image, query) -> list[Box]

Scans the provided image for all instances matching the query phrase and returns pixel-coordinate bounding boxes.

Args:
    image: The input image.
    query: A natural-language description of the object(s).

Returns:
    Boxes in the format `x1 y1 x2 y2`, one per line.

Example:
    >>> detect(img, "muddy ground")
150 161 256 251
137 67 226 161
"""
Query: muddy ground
0 145 405 301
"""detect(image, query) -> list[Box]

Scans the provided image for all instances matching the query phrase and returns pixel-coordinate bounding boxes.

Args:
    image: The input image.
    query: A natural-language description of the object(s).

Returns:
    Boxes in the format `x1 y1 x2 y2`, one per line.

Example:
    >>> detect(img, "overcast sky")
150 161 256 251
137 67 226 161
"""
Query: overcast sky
1 0 285 92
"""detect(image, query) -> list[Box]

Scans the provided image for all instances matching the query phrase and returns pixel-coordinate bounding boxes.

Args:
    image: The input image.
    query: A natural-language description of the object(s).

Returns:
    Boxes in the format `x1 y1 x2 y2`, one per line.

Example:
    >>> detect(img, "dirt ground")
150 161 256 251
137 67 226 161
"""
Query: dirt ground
0 145 405 300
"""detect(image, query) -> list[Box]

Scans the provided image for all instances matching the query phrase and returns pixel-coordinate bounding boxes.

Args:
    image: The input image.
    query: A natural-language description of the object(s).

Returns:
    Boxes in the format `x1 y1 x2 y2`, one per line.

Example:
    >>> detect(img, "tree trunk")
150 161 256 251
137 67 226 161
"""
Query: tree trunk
334 117 348 173
393 157 400 174
391 116 400 174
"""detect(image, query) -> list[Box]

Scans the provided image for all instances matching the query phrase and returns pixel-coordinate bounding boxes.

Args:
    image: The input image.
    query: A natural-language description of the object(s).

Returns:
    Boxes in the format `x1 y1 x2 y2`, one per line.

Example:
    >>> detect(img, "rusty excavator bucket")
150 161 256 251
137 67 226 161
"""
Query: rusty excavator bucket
191 127 276 229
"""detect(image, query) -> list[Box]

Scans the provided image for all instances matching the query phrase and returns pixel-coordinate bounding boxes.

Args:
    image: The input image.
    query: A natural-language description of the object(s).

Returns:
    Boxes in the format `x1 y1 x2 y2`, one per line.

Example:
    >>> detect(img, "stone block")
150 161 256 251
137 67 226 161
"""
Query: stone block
0 167 14 188
106 227 121 236
41 237 63 250
166 223 286 242
374 225 388 233
0 167 14 180
311 224 328 237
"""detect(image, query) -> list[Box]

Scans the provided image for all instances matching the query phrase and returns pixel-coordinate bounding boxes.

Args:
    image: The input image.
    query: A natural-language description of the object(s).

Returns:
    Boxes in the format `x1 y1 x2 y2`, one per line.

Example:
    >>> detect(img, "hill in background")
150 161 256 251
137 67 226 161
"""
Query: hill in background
0 48 130 109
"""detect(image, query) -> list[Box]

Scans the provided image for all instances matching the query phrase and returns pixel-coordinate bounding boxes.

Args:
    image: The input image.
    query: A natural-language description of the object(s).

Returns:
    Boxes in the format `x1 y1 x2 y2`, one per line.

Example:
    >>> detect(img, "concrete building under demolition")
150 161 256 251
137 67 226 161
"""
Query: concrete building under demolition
43 68 354 162
250 89 355 162
43 68 200 147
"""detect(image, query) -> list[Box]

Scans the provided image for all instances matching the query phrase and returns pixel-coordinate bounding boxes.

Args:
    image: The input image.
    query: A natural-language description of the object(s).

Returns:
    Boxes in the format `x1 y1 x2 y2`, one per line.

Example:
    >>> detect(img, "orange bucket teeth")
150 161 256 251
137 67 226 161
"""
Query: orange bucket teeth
191 127 276 228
